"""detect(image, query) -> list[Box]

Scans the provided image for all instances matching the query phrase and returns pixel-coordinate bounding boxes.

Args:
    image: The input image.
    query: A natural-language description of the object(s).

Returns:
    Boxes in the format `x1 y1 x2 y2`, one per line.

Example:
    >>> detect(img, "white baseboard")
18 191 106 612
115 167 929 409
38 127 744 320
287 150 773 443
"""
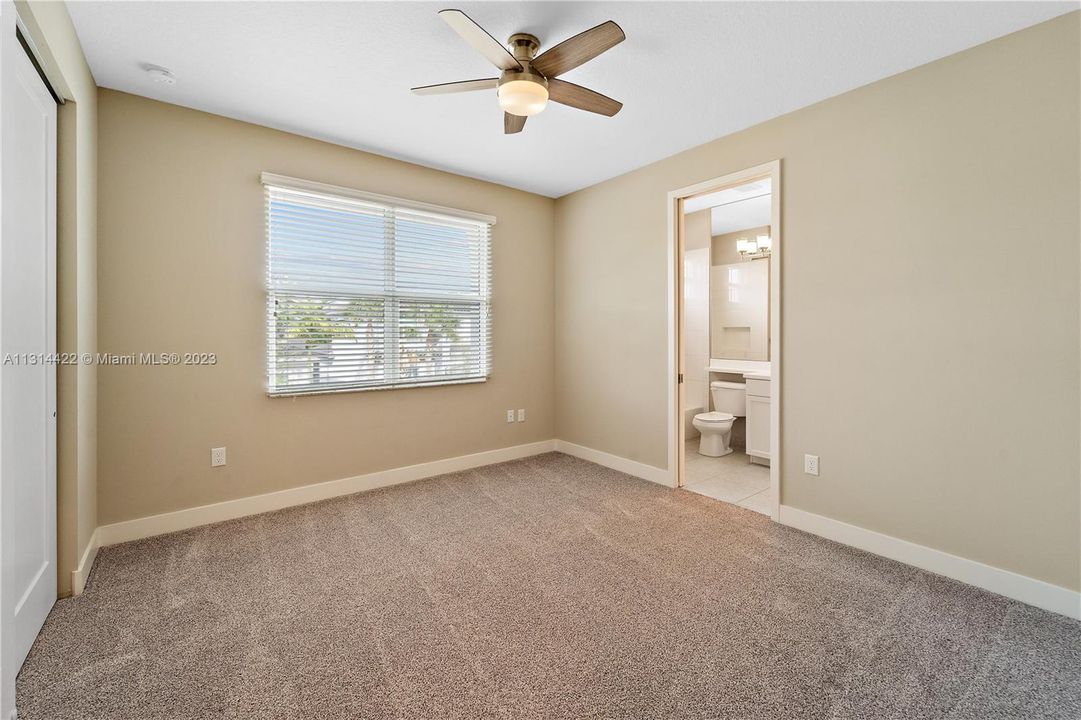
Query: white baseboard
70 527 100 596
97 440 557 547
554 440 672 487
89 442 1077 620
777 505 1081 620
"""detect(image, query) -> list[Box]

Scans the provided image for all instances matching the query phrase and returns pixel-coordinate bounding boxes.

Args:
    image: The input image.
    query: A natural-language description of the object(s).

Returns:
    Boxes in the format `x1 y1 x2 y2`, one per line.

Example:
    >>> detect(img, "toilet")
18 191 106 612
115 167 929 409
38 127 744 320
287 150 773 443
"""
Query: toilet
691 381 747 457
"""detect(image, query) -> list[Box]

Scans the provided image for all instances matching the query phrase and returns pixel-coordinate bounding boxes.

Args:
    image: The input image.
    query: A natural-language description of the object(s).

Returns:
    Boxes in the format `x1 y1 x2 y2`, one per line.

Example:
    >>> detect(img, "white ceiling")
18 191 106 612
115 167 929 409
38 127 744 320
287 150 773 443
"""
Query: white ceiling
68 2 1077 198
710 196 771 236
685 179 773 235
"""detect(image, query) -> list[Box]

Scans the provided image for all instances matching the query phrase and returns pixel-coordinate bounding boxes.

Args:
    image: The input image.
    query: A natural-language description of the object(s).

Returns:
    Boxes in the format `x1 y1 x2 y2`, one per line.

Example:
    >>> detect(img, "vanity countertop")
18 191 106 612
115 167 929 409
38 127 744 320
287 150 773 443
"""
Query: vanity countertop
707 359 771 378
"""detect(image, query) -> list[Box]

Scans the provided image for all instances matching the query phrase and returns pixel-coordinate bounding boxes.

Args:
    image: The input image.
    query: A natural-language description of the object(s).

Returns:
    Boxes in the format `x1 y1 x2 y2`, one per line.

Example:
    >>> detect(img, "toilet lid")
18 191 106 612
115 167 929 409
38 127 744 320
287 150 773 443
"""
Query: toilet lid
695 411 734 423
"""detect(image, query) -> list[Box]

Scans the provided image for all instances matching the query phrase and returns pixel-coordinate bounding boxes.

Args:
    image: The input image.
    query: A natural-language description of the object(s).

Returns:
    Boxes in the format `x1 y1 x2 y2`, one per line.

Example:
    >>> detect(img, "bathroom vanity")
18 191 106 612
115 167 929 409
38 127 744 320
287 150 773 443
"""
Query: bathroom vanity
706 359 769 377
743 373 771 465
706 360 771 466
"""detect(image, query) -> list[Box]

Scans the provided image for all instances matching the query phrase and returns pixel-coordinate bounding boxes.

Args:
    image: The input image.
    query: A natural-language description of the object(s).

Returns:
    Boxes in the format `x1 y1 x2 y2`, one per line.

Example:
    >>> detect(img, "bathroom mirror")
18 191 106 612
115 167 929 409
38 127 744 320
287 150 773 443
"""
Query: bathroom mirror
708 189 772 361
710 234 770 361
683 179 773 364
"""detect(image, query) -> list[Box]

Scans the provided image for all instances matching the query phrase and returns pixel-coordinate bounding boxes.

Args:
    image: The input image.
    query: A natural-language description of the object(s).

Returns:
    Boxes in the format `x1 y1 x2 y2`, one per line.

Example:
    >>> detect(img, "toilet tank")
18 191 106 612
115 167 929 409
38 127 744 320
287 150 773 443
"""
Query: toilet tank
710 380 747 416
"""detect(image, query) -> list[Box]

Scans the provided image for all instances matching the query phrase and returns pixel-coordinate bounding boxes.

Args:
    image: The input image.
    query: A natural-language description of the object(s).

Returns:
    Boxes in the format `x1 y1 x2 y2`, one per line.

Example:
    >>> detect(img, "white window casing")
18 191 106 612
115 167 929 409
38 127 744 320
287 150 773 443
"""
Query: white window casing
263 173 494 396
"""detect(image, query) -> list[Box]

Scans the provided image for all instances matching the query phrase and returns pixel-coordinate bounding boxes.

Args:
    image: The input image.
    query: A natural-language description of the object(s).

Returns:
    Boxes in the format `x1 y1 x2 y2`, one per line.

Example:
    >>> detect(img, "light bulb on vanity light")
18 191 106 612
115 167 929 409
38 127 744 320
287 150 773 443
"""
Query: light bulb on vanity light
736 238 758 256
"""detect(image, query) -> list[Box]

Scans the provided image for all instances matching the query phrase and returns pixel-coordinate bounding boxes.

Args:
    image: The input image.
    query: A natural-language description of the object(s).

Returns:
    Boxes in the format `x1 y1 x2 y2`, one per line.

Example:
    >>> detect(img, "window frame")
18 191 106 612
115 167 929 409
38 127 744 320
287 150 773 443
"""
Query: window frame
262 173 495 397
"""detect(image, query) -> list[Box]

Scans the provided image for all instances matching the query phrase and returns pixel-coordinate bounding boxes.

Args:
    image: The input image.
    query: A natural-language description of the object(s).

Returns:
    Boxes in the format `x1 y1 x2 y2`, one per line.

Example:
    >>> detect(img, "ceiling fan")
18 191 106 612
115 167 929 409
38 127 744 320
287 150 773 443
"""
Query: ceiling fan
411 9 625 134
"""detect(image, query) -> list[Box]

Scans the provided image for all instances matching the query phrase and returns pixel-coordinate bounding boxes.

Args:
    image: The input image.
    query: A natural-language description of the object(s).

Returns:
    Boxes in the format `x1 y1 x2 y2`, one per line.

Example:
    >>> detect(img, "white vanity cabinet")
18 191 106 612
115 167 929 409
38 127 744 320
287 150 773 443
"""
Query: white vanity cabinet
745 376 771 464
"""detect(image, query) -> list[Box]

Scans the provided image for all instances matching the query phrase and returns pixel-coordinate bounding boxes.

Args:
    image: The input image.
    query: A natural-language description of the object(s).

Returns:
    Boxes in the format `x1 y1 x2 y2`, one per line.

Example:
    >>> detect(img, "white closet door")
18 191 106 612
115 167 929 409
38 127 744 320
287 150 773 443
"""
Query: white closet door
0 6 58 717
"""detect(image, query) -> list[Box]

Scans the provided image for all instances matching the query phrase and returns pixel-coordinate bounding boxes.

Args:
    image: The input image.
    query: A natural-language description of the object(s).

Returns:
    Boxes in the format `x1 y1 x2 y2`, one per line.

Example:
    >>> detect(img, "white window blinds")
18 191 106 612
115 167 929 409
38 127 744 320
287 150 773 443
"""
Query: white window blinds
263 174 493 396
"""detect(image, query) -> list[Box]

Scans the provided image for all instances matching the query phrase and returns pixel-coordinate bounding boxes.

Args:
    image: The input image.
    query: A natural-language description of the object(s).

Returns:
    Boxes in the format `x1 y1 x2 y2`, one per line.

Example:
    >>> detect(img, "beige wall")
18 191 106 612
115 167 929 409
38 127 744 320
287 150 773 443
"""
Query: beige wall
17 0 97 597
555 14 1080 590
96 90 555 525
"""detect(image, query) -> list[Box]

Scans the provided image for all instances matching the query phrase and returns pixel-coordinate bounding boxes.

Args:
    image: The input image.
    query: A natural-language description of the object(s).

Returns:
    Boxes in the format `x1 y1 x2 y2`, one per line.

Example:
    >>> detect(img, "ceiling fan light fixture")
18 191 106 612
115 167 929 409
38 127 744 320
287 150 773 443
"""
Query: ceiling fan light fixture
498 77 548 117
413 12 625 133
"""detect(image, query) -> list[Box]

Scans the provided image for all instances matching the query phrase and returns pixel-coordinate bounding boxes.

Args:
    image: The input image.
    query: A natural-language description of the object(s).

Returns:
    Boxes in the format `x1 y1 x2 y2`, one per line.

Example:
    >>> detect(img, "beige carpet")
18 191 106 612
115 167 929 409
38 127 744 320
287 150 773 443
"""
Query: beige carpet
16 453 1081 719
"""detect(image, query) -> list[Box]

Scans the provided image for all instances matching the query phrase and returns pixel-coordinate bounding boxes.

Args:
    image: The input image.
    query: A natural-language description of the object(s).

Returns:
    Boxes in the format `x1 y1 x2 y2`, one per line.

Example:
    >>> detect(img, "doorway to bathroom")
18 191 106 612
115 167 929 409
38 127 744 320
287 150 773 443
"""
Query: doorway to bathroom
667 161 781 518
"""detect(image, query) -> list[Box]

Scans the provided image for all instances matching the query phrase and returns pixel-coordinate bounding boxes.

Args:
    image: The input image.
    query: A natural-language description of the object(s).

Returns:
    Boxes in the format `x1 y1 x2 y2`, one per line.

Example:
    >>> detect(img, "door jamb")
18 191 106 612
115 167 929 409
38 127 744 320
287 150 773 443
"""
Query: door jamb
666 160 782 520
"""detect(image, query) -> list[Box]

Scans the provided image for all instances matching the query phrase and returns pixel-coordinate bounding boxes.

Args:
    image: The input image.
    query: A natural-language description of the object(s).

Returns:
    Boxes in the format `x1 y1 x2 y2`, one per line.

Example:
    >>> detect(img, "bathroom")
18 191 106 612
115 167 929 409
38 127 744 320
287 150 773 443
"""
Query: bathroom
682 178 773 514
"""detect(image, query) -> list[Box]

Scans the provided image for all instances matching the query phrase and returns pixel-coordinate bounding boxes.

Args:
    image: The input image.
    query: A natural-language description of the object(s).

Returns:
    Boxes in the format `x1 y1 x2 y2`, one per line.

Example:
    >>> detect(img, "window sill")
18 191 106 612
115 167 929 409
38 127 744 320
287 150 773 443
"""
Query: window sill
267 376 489 398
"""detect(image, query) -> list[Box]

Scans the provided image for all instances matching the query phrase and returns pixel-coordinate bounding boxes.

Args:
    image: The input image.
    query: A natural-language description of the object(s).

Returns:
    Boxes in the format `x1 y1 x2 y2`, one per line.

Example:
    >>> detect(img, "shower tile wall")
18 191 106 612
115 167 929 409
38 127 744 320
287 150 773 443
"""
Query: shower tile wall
684 247 710 418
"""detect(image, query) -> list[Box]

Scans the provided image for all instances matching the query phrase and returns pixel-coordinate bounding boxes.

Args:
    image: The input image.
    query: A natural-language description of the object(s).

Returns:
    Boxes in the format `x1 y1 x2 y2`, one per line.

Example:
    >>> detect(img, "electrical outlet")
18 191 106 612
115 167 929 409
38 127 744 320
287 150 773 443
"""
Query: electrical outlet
211 447 227 467
506 409 515 423
517 408 526 422
804 454 819 476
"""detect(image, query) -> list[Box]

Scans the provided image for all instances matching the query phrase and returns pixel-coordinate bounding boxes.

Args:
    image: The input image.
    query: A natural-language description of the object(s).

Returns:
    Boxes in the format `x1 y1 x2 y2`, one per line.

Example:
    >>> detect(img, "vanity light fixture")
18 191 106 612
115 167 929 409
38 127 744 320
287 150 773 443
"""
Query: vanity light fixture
736 238 758 255
737 234 772 259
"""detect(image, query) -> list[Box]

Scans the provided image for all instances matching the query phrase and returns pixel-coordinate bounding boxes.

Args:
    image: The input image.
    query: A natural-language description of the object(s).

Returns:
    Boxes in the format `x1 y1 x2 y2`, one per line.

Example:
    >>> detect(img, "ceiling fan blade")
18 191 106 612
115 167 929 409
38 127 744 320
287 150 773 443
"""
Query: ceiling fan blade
547 78 622 116
438 9 522 72
504 113 526 134
411 78 499 95
532 20 625 78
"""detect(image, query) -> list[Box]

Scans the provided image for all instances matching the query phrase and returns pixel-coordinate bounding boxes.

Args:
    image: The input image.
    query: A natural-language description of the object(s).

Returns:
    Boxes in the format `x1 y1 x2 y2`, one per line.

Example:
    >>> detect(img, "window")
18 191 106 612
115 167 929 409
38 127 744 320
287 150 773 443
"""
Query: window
263 174 493 396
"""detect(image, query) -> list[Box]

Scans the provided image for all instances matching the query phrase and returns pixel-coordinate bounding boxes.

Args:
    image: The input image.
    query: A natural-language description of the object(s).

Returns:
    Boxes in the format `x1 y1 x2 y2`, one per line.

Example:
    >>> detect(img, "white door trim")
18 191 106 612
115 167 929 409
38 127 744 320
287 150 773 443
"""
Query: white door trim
667 160 782 518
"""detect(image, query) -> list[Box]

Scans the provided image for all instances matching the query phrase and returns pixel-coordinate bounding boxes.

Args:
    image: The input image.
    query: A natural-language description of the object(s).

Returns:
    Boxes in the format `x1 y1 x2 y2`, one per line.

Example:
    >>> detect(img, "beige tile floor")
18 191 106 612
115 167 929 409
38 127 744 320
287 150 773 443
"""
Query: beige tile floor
683 439 770 515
